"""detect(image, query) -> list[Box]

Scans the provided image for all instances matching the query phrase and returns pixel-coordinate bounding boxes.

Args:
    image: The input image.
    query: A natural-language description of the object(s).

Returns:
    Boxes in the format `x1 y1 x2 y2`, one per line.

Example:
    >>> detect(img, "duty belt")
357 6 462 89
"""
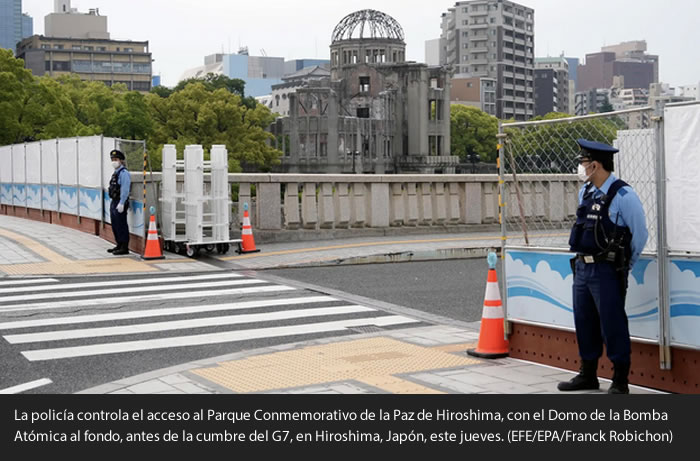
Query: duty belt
576 253 615 264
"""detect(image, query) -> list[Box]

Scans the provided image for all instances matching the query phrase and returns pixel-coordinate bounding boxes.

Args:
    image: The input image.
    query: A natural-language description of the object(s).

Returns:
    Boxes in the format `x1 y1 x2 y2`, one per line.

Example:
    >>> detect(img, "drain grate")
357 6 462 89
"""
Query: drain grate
348 325 386 334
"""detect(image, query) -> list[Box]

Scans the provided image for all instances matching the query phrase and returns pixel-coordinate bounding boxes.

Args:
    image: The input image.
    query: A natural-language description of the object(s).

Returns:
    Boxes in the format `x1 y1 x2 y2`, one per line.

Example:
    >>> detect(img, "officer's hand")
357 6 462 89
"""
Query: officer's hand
117 203 124 213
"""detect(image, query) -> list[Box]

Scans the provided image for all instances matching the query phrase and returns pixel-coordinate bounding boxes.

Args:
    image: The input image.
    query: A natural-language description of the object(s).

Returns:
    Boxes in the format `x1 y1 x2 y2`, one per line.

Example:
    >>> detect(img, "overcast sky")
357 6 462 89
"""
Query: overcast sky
21 0 700 88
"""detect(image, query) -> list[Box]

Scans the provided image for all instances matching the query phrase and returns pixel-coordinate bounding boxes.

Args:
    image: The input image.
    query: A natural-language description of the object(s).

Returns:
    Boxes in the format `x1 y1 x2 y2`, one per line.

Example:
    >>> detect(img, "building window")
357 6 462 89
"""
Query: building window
84 46 93 51
41 44 50 49
359 76 370 93
53 44 64 49
463 43 469 49
467 82 473 88
132 81 151 91
356 107 370 118
72 45 81 50
462 31 468 37
490 18 495 23
491 30 496 35
124 47 133 52
462 20 469 25
52 61 70 71
97 46 106 51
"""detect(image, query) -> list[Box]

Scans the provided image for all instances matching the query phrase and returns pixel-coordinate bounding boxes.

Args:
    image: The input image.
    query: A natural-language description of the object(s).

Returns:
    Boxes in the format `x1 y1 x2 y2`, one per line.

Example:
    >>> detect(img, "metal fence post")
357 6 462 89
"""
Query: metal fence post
653 105 672 370
76 137 81 224
100 135 105 230
497 122 509 335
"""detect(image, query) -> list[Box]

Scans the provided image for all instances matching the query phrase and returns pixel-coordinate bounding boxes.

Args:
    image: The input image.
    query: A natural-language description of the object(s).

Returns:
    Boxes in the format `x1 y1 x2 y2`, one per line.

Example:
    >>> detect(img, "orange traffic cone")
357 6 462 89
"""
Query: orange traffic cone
238 202 260 254
467 252 509 359
142 207 165 260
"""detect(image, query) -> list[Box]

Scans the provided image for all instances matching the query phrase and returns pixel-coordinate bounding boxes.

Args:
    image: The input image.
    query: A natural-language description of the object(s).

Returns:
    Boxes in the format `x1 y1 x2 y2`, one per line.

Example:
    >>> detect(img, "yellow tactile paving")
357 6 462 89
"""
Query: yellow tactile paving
0 258 158 275
192 337 481 394
0 228 71 263
0 226 161 275
358 376 444 394
431 343 476 353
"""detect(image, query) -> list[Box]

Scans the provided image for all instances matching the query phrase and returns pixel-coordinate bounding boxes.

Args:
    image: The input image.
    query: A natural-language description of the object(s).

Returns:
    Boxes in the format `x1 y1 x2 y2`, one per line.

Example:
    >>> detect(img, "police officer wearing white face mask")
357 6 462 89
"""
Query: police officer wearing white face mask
107 149 131 255
559 138 648 394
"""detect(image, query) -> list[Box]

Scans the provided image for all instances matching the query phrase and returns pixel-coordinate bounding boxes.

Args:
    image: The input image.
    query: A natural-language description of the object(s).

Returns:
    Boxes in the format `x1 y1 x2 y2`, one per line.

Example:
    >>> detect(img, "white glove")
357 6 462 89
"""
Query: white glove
117 203 124 213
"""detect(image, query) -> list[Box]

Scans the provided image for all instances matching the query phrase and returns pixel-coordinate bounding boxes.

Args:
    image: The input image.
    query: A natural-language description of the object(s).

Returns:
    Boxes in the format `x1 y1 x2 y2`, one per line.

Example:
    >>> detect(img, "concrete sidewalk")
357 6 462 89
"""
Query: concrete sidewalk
1 213 512 275
79 324 662 395
1 215 663 395
0 215 218 276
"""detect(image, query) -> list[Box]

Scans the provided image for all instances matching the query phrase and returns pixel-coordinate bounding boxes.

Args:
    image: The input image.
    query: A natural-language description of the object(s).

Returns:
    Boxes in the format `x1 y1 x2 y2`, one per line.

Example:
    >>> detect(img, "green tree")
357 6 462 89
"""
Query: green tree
173 73 246 96
450 105 499 163
150 85 173 98
145 82 280 172
504 111 624 173
0 50 78 144
111 91 153 140
56 75 118 135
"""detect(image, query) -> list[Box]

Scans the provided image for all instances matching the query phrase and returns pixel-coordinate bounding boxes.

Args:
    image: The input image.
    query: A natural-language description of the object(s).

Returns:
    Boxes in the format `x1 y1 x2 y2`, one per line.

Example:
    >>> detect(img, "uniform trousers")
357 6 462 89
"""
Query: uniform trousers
109 200 130 246
572 259 631 364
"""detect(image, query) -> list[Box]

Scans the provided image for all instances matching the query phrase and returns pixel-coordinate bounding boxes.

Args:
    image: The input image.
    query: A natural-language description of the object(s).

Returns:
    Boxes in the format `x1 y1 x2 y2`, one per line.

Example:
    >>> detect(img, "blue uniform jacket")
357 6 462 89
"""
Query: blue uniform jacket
577 174 649 268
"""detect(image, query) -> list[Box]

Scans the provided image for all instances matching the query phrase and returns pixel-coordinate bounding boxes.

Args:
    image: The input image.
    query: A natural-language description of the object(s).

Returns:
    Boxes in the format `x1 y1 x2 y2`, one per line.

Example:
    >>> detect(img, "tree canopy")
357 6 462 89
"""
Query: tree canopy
450 104 499 163
0 51 281 172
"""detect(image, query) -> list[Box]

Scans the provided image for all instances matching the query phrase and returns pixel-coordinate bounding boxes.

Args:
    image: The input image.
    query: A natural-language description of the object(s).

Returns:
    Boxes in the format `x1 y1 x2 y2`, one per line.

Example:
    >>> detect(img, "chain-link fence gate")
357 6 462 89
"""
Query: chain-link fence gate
497 107 671 368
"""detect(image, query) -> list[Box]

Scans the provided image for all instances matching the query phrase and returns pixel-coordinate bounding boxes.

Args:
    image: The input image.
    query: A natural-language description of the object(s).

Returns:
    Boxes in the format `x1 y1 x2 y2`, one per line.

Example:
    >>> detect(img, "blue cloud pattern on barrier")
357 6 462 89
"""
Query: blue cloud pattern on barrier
26 185 41 209
12 184 26 204
669 261 700 347
79 188 102 220
42 185 58 210
59 186 78 214
506 251 659 339
1 184 12 204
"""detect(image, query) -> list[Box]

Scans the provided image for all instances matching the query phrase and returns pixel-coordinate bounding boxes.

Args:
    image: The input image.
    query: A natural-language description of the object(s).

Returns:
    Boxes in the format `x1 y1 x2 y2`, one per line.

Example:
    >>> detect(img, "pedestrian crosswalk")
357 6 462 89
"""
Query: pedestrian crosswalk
0 272 421 362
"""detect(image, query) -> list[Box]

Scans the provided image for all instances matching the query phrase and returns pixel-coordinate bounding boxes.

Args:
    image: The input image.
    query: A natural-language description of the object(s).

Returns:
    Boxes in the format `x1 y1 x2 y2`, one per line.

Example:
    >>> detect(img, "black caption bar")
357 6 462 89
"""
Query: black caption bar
1 395 695 455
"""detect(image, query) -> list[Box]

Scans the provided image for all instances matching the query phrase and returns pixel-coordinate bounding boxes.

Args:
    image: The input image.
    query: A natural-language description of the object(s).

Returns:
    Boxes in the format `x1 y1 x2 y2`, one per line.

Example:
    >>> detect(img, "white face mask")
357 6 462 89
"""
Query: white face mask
111 161 121 169
577 163 592 182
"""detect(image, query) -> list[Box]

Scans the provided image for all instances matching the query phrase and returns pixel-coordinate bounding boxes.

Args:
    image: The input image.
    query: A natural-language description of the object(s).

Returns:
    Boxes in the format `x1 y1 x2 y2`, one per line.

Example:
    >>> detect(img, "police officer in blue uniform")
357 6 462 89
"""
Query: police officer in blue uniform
558 139 648 394
107 149 131 256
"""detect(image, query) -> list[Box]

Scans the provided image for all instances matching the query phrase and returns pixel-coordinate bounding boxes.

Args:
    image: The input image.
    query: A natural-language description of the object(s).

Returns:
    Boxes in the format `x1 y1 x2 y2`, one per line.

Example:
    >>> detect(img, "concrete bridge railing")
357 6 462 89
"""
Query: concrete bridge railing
222 174 580 238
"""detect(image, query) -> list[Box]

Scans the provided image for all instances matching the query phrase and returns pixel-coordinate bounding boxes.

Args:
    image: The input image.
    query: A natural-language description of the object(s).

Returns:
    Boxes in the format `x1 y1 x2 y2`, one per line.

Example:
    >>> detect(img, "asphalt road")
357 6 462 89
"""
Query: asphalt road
266 258 503 324
0 271 427 394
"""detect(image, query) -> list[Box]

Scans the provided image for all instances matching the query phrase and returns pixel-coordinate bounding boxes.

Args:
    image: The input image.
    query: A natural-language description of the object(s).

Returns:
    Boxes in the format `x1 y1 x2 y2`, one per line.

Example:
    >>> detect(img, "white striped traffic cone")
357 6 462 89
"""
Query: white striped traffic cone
238 202 260 254
468 252 509 358
142 210 164 260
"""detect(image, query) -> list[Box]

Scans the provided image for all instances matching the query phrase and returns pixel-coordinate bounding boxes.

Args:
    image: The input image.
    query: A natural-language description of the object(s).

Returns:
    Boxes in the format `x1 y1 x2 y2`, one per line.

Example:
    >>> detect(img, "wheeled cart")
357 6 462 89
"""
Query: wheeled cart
160 144 240 258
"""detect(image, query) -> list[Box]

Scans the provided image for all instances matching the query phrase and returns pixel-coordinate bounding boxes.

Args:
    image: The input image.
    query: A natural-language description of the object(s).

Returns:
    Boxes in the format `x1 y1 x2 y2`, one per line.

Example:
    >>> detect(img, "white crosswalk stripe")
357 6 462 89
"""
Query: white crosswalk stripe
0 273 421 362
0 273 243 295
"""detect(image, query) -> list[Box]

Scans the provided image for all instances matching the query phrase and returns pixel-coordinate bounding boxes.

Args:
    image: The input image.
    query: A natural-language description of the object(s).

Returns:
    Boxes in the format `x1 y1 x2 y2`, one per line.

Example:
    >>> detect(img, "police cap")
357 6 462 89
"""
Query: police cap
110 149 125 160
576 138 618 162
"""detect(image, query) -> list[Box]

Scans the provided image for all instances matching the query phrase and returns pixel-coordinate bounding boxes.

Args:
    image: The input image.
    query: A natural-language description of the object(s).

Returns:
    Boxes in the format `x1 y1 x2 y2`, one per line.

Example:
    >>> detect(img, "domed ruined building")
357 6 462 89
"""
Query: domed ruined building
270 9 457 173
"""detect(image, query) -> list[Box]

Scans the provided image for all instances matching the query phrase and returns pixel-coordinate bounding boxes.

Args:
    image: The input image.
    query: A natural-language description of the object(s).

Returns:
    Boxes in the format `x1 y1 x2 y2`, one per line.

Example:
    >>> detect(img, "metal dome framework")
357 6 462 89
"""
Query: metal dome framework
332 9 405 43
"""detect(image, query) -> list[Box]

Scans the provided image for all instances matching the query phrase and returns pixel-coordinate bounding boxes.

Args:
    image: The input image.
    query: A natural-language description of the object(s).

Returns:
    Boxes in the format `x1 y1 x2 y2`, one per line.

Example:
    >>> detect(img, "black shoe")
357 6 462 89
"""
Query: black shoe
608 362 630 394
558 359 600 391
107 245 119 253
112 245 129 255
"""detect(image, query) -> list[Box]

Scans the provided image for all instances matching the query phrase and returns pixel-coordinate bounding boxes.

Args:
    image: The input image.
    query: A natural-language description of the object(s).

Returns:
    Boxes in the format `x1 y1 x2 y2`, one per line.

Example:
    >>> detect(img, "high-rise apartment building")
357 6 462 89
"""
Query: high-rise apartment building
578 41 658 92
534 56 569 115
0 0 33 54
440 0 535 120
16 35 152 92
16 1 151 92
